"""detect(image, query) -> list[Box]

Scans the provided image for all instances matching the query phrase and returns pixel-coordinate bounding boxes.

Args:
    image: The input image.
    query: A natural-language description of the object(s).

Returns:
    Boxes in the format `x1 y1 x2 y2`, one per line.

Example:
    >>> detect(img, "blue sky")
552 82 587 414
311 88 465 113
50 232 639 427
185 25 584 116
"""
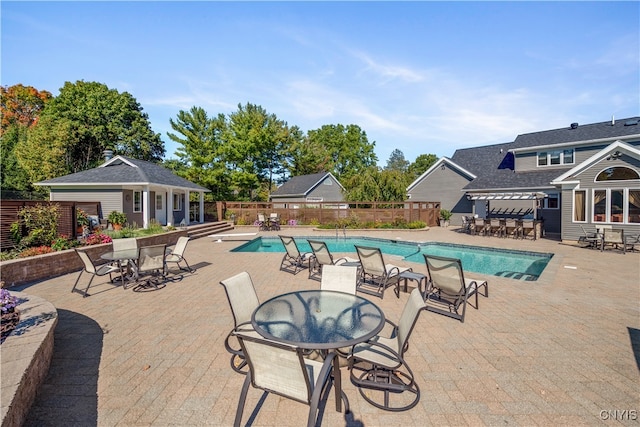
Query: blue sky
2 1 639 165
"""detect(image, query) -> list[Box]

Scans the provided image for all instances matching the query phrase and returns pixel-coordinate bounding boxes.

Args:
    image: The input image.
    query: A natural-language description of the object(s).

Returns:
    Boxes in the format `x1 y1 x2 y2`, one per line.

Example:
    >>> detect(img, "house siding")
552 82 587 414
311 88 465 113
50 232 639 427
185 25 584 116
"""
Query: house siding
561 154 640 240
515 143 638 172
50 188 121 218
305 177 344 202
408 165 473 224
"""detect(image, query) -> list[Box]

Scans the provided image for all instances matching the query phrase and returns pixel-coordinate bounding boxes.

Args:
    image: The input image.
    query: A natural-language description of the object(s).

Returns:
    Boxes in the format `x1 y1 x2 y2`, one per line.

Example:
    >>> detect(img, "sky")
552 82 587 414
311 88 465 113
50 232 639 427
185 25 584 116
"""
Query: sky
2 1 639 165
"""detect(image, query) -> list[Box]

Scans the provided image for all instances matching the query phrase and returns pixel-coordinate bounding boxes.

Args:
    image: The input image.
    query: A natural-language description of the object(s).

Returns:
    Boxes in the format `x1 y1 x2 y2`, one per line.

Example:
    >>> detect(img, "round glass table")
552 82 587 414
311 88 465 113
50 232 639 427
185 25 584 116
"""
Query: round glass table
252 289 385 412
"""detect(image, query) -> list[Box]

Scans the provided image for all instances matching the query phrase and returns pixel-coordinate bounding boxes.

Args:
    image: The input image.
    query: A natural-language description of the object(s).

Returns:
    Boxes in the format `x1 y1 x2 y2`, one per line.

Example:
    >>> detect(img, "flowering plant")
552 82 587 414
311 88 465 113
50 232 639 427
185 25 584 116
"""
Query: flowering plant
83 232 113 246
1 289 18 314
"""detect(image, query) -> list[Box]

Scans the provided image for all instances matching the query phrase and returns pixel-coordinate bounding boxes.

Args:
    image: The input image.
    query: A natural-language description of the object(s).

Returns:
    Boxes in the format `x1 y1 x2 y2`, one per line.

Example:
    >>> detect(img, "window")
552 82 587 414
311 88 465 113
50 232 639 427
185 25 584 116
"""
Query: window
133 191 141 213
155 194 163 210
537 149 575 167
573 190 586 222
323 178 333 185
593 188 640 223
595 166 639 181
173 194 182 211
542 193 559 209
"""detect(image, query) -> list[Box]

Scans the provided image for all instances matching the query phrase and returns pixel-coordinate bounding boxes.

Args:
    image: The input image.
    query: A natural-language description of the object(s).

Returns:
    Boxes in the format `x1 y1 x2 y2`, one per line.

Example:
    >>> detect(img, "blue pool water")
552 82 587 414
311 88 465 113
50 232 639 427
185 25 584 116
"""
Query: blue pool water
231 236 554 281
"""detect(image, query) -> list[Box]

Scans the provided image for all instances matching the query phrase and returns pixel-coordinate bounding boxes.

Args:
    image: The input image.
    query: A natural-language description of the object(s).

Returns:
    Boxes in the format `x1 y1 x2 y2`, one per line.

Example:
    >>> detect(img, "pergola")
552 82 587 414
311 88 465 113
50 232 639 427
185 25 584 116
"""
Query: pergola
467 192 548 219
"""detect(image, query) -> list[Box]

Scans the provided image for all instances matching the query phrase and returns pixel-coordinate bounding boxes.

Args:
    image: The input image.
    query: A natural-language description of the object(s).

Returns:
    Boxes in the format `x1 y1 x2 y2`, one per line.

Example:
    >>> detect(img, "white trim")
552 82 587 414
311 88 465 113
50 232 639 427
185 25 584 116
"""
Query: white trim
99 155 138 168
510 133 640 154
551 141 640 185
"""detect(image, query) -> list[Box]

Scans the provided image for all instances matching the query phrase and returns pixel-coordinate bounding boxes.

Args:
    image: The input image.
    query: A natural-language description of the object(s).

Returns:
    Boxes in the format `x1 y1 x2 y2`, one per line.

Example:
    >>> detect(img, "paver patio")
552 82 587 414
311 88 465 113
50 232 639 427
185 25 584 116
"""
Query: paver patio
10 226 640 426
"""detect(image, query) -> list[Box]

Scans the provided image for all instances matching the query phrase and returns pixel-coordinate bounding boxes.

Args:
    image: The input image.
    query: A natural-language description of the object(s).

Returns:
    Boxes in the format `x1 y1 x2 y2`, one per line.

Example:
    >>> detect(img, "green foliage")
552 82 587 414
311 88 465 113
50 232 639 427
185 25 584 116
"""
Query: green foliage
137 219 164 235
14 204 60 248
344 167 408 202
76 208 90 226
318 217 426 230
407 154 438 181
18 245 54 258
9 221 22 246
385 149 409 173
439 209 453 221
51 236 79 251
108 211 127 225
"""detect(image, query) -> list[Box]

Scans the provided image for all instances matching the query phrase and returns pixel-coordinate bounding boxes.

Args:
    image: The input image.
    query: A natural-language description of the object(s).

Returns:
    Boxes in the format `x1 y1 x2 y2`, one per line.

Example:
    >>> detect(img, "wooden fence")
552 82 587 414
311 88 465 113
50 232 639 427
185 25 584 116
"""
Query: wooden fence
1 200 102 251
210 201 441 227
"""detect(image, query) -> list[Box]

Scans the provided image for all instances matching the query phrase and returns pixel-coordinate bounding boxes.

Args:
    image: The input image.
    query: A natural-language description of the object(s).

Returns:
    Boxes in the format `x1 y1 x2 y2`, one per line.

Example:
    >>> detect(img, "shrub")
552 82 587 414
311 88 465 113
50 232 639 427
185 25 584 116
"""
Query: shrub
13 204 60 248
108 211 127 226
51 235 79 251
18 246 54 258
83 232 113 246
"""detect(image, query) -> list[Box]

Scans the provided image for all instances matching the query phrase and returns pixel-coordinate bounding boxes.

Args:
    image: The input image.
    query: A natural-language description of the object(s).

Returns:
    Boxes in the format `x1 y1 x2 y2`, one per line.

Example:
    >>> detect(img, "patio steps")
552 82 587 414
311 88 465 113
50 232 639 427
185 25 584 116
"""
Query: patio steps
186 221 235 240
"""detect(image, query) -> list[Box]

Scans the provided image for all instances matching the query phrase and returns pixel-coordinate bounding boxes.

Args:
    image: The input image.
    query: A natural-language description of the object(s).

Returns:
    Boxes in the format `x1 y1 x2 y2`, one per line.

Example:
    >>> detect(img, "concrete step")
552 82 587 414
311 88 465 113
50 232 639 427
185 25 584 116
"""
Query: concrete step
186 222 235 239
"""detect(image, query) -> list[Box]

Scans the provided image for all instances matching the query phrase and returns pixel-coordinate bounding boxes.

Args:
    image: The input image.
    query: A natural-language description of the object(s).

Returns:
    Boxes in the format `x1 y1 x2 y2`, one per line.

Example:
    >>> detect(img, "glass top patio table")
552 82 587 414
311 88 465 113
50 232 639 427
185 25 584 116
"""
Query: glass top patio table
100 249 139 261
252 290 385 350
252 289 385 413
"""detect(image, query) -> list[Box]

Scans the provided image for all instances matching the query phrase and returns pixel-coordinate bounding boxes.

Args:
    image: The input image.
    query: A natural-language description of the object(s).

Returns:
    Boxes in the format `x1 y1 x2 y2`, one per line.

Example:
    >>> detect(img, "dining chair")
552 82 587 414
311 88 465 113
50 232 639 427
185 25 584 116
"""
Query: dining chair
165 236 193 273
72 249 121 297
347 288 425 411
233 332 336 427
133 244 167 291
320 265 358 294
220 271 262 374
111 237 138 269
521 220 536 240
504 219 522 239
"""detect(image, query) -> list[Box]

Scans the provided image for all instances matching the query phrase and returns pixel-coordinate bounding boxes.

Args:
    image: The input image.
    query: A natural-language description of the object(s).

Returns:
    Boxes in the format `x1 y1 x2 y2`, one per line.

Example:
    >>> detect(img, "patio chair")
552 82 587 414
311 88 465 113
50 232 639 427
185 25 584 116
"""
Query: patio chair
233 332 337 427
354 245 411 299
601 228 626 254
269 213 281 231
489 218 505 238
133 244 167 292
220 271 262 374
459 215 471 233
111 237 138 269
578 225 600 249
257 214 269 231
423 254 488 323
71 249 121 297
165 236 194 273
307 239 359 281
504 219 522 239
320 265 358 295
279 235 312 275
348 288 425 411
472 218 487 236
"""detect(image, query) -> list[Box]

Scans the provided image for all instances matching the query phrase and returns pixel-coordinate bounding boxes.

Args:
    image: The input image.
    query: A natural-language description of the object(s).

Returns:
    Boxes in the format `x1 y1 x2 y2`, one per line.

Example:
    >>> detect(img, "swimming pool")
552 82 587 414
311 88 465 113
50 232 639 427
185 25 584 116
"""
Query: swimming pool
231 236 554 281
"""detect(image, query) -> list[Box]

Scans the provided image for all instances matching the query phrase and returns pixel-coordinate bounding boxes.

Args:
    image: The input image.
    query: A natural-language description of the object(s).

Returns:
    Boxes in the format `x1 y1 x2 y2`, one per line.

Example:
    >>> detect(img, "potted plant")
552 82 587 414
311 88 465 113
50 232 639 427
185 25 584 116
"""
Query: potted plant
76 208 90 234
439 209 452 227
108 211 127 231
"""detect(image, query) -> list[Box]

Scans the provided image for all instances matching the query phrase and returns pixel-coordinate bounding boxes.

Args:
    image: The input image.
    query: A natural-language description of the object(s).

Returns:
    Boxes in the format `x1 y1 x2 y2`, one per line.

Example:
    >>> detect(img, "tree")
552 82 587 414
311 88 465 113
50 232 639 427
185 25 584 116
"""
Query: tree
167 107 232 200
1 85 53 192
385 149 409 173
344 167 408 202
299 124 378 181
16 81 164 181
407 154 438 181
222 103 292 200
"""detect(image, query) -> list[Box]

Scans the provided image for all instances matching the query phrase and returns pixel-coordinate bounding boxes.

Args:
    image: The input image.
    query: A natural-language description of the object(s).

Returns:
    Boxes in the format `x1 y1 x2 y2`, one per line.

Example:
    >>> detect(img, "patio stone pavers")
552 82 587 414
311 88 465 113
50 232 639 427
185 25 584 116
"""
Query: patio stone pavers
11 226 639 426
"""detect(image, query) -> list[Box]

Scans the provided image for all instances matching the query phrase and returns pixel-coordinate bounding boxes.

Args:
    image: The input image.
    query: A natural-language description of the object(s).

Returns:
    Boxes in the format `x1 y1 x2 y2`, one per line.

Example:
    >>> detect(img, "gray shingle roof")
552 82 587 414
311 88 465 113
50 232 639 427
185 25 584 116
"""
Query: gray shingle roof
450 116 640 191
36 156 208 191
270 172 331 197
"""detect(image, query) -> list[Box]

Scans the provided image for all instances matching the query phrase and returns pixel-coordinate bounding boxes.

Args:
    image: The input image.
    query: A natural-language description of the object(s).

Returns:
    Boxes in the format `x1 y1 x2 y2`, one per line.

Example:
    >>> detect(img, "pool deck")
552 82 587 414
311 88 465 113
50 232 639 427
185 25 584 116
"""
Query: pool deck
12 226 640 426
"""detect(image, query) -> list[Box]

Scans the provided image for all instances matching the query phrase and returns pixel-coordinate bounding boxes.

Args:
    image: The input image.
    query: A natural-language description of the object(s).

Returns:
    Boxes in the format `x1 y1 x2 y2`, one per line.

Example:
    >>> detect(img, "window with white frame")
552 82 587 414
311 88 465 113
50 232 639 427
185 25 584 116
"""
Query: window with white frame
573 189 586 222
537 149 575 167
173 193 182 211
593 188 640 223
133 191 142 213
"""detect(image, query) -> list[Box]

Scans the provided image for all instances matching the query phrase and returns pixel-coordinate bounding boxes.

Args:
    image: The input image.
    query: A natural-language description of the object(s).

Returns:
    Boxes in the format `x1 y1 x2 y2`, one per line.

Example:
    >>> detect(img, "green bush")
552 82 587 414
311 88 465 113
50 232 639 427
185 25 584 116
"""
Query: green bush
14 204 60 248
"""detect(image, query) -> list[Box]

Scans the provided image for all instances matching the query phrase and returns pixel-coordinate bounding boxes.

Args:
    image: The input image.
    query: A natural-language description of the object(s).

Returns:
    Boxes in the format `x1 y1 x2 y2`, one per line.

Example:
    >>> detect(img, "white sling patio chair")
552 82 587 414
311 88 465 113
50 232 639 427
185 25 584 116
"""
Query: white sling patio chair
423 254 488 323
72 249 121 297
348 288 426 411
233 332 336 427
165 236 194 273
307 239 359 281
220 271 262 374
355 245 411 299
133 244 167 292
320 265 358 295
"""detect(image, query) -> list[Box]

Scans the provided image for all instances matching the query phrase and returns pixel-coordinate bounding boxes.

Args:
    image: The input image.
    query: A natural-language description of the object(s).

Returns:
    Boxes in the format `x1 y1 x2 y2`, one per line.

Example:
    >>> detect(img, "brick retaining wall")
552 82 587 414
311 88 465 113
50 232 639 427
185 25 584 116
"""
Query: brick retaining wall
0 230 188 287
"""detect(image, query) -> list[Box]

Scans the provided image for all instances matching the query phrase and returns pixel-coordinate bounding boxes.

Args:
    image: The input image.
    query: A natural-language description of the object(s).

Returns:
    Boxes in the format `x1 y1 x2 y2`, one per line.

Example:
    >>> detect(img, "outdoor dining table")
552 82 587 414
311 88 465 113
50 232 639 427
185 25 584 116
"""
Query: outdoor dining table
100 248 140 285
252 289 385 413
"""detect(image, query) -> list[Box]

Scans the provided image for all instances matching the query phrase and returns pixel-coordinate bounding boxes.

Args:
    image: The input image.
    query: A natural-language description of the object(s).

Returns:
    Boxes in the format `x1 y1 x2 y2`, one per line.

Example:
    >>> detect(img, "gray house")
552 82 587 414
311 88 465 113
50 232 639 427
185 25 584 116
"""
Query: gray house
35 155 209 228
270 172 345 207
407 117 640 241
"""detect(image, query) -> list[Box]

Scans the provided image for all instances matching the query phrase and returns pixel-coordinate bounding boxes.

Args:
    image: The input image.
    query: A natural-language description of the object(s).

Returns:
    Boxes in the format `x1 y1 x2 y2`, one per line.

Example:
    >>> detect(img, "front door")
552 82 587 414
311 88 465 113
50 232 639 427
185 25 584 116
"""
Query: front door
155 193 166 225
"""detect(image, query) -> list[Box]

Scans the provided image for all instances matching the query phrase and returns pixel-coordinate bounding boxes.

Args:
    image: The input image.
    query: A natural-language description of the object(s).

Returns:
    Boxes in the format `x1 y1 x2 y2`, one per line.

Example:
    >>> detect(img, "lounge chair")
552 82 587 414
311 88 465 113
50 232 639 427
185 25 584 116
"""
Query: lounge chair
348 288 425 411
220 271 262 374
71 249 121 297
354 245 411 298
307 239 359 281
578 225 600 249
423 254 488 323
233 332 336 427
279 235 312 275
165 236 193 273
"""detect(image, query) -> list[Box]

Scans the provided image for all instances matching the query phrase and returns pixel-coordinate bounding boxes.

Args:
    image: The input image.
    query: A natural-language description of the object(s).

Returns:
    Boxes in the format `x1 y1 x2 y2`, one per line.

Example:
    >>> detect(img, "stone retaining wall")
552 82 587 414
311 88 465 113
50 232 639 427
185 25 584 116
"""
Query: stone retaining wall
0 230 188 287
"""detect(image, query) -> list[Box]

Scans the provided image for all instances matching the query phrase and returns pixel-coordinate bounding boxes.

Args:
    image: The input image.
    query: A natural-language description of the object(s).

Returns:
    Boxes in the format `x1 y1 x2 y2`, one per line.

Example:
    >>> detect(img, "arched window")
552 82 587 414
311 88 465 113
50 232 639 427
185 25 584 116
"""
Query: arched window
595 166 639 181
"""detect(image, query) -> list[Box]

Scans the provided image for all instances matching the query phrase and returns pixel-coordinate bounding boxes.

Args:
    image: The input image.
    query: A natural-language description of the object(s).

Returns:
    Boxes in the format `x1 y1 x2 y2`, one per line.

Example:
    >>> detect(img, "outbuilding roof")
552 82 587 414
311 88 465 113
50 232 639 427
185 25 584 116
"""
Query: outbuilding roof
35 156 209 191
270 172 343 197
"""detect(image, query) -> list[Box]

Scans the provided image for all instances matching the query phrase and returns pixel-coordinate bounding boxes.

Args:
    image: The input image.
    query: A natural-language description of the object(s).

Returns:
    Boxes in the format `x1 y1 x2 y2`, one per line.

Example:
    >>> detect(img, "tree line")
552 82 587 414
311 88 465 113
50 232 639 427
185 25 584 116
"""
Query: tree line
1 81 438 201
